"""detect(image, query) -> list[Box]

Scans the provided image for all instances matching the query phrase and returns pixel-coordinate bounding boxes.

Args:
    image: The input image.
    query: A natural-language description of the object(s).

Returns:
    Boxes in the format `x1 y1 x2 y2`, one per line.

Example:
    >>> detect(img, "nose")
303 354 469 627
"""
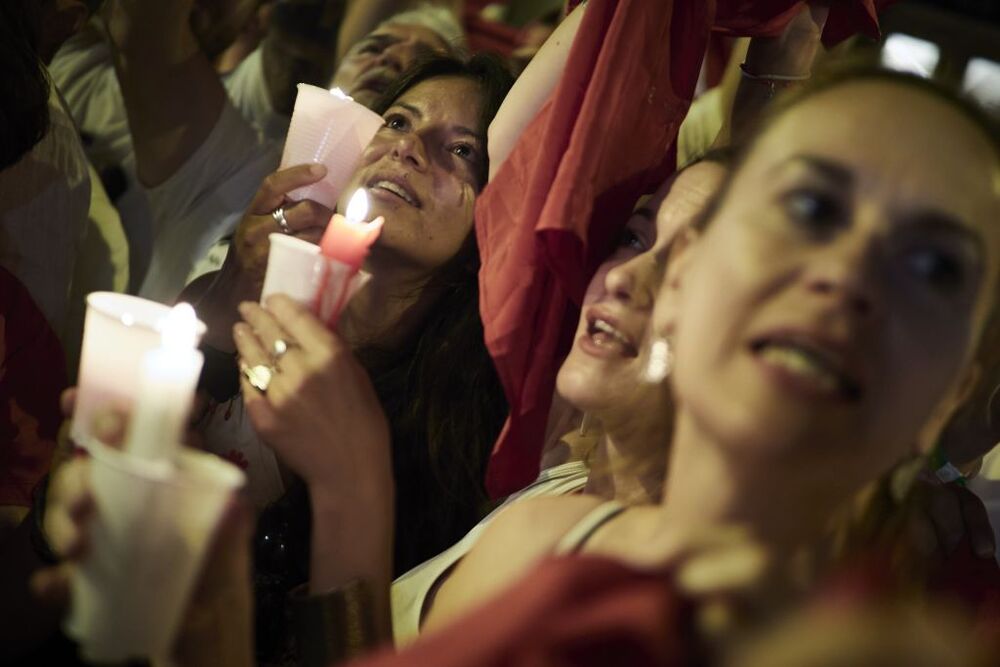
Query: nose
804 236 880 319
375 42 410 74
604 254 657 310
391 132 428 171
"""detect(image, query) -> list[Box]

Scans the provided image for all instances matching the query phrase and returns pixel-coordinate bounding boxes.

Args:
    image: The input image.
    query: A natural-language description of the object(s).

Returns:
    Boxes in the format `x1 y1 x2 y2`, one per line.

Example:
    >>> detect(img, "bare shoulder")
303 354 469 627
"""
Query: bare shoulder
422 494 606 633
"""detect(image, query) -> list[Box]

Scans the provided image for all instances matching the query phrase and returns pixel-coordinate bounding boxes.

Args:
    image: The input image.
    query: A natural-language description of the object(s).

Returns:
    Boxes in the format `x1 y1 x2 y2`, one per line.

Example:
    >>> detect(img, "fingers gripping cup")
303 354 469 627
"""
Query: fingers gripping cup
260 190 382 328
280 85 384 209
65 441 245 663
259 234 372 325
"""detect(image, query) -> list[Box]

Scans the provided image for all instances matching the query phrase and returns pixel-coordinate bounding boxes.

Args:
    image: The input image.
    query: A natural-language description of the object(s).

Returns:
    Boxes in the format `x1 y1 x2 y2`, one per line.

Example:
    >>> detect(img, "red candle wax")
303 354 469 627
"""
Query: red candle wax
319 213 383 270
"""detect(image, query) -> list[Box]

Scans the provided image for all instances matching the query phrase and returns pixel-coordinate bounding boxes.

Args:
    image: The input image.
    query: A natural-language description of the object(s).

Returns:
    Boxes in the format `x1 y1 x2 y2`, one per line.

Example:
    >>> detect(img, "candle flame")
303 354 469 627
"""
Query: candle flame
329 87 353 101
160 302 199 350
345 189 369 223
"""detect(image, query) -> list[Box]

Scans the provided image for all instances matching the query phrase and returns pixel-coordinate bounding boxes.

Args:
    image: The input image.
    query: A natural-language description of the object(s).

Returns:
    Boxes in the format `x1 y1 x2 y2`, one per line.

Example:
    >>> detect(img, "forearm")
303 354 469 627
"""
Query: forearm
261 0 347 115
191 269 257 354
308 483 394 643
103 1 227 187
486 1 585 182
726 2 829 143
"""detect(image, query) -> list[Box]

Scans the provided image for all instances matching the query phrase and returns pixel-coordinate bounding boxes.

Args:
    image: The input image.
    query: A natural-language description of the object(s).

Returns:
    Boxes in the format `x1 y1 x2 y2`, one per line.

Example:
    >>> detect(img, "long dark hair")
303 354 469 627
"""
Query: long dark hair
358 53 514 572
253 54 513 662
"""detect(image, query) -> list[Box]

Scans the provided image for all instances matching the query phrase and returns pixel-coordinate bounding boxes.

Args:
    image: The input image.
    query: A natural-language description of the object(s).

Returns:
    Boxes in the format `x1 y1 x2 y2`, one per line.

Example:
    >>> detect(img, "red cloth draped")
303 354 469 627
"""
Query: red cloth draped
478 0 894 499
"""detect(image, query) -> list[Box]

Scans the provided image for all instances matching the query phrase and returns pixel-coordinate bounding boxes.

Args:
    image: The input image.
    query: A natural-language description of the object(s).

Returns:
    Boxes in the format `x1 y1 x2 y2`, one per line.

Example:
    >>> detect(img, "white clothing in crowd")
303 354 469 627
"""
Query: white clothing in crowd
50 20 285 302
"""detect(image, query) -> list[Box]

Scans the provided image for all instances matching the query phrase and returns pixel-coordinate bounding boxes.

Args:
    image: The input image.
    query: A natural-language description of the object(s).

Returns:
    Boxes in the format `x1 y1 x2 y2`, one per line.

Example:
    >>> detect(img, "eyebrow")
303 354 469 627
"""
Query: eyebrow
395 102 483 143
362 33 397 48
775 154 855 188
396 102 424 119
631 207 656 221
905 210 984 252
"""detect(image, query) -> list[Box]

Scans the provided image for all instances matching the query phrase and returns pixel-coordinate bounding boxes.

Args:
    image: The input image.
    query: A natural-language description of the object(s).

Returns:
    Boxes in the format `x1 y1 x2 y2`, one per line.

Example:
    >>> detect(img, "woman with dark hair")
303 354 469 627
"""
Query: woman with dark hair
191 52 513 663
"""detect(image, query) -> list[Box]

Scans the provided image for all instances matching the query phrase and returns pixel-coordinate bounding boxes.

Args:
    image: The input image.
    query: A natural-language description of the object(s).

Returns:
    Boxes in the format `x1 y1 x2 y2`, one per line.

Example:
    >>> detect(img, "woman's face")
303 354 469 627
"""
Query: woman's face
342 76 485 277
656 81 1000 484
556 162 728 415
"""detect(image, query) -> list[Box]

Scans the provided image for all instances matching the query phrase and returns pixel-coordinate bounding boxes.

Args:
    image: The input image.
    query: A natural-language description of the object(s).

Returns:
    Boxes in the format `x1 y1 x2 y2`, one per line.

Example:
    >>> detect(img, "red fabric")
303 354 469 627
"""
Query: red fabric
928 539 1000 636
354 555 696 667
0 267 64 506
478 0 895 499
714 1 896 46
818 540 1000 640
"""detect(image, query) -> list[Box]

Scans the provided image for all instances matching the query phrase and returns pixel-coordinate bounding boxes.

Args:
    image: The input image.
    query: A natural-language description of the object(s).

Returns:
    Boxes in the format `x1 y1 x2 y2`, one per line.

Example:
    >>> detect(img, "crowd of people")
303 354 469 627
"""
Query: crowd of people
2 0 999 666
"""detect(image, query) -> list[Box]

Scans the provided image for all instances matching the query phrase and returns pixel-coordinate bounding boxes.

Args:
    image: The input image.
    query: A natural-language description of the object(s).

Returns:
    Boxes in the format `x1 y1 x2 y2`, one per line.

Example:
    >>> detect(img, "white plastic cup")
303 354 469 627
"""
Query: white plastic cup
65 441 245 664
260 234 327 306
280 84 384 209
260 233 370 323
73 293 206 446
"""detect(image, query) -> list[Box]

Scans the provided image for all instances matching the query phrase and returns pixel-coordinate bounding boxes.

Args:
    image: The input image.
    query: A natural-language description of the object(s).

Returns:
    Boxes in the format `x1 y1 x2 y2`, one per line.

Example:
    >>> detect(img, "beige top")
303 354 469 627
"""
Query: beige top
391 460 590 646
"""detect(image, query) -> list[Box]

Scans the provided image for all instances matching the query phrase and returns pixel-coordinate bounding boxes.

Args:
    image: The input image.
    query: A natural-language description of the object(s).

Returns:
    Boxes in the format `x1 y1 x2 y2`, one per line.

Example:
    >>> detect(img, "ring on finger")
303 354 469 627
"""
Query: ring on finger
272 207 291 234
241 362 275 394
272 338 293 360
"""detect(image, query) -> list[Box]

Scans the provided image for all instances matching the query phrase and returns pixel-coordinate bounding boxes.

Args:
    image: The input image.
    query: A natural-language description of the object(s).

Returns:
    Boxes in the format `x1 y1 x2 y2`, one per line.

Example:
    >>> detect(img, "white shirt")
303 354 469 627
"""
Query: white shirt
390 461 590 645
50 22 287 299
140 102 280 302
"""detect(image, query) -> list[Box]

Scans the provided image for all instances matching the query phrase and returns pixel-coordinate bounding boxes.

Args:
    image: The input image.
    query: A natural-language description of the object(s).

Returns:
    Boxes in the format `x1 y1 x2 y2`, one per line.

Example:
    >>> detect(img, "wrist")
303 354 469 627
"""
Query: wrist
308 483 393 590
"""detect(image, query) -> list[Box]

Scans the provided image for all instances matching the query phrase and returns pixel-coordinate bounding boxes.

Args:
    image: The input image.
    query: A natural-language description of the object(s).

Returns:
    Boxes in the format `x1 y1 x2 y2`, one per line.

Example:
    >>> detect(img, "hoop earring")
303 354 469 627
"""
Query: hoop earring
644 337 674 383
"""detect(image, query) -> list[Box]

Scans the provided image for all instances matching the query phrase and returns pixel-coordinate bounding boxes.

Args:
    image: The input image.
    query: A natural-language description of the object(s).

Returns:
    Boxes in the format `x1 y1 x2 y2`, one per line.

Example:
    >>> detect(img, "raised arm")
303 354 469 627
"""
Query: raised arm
486 1 585 182
101 0 227 187
259 0 347 115
723 1 830 144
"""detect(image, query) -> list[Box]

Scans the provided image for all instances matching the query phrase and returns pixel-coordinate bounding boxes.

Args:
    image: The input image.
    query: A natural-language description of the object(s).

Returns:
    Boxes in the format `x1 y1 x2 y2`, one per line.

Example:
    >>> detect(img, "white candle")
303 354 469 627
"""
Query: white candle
125 303 205 460
73 293 206 446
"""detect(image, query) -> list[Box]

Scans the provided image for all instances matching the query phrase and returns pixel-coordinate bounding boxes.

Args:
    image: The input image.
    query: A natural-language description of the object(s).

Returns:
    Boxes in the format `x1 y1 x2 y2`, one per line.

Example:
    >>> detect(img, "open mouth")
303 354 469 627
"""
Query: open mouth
584 314 639 358
750 336 863 402
367 176 421 208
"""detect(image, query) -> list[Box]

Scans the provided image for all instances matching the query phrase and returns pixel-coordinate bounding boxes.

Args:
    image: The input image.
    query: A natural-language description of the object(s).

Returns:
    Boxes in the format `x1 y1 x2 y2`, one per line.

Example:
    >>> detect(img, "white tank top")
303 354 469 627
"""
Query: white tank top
390 460 590 645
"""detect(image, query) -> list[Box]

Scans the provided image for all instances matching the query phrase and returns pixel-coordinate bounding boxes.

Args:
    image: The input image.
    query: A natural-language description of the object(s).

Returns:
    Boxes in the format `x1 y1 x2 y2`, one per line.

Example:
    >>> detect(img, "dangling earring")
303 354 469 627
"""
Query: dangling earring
579 413 593 437
644 337 674 383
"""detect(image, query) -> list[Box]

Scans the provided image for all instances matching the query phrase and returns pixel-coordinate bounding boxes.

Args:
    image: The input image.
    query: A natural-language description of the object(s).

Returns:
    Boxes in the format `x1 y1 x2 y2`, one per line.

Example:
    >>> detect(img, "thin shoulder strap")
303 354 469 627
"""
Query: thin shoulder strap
554 500 626 555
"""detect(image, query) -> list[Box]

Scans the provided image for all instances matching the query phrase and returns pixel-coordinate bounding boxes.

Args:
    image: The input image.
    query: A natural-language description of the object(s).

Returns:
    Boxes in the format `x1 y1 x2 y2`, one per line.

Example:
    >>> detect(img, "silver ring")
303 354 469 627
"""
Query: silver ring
273 338 289 359
272 207 291 234
241 363 275 394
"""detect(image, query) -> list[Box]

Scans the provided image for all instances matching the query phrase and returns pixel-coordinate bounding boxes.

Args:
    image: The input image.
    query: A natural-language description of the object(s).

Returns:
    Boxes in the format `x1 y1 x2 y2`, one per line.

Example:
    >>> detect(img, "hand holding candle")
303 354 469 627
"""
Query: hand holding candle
260 189 382 328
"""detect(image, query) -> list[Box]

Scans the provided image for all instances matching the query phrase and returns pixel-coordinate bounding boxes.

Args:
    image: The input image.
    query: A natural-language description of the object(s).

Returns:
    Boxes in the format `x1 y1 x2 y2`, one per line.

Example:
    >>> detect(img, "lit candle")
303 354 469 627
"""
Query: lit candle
320 189 384 269
125 303 205 460
73 293 207 446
